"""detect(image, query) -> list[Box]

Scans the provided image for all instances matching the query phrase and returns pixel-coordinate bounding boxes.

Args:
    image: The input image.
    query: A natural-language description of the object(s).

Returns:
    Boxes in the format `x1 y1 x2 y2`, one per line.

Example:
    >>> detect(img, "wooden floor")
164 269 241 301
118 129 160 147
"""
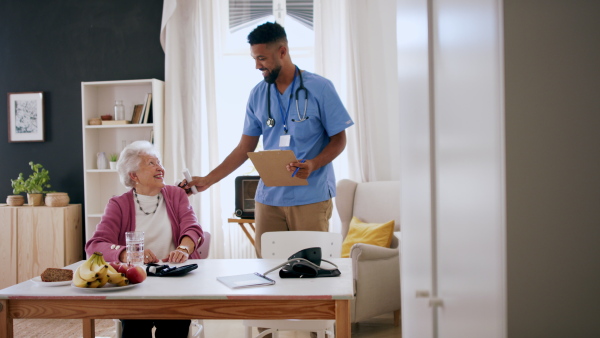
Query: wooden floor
12 313 401 337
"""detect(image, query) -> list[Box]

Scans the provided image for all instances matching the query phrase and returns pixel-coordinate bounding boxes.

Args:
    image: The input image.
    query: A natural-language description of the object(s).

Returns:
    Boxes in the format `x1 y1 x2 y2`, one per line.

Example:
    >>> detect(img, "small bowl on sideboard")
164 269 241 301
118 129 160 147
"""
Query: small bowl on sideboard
6 195 25 206
45 193 70 207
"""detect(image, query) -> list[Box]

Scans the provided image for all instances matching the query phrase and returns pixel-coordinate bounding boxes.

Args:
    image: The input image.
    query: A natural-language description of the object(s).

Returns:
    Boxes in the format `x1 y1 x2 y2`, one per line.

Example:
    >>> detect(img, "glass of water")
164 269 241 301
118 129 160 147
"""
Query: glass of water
125 231 144 266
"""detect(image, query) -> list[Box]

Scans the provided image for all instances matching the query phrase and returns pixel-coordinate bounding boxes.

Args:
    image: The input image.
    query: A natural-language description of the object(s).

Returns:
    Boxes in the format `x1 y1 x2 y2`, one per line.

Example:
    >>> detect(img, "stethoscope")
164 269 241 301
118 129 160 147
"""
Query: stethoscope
266 65 309 128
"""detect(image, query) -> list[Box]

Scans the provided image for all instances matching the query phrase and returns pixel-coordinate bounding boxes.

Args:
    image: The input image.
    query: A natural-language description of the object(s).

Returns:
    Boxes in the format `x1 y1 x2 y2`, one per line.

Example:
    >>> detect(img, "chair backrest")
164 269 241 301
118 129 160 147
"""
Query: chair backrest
261 231 343 259
336 179 401 239
197 231 211 259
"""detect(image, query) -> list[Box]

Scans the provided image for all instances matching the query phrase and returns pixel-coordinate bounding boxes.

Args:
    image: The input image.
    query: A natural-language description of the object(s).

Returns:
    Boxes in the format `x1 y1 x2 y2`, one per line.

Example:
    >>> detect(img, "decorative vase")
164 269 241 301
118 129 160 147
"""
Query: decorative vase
6 195 25 206
97 152 108 169
114 100 125 120
27 193 44 206
109 161 117 170
45 192 70 207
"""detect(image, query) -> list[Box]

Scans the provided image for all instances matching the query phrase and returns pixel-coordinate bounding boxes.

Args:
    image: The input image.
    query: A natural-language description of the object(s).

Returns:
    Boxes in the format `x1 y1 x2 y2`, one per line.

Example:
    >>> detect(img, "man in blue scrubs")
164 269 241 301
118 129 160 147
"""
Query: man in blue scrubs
186 22 353 257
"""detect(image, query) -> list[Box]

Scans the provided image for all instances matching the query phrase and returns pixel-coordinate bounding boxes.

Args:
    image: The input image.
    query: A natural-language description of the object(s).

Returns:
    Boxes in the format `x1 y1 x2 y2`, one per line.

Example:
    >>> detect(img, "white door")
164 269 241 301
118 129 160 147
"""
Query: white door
397 0 435 337
398 0 506 337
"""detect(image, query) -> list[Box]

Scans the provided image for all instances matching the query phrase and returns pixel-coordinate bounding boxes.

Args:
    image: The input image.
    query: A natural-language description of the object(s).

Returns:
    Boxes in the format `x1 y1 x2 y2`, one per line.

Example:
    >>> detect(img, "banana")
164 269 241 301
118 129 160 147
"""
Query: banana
91 254 108 274
107 271 127 284
87 279 103 288
72 268 90 288
96 253 108 266
96 266 109 287
76 255 98 281
115 279 130 287
107 264 118 274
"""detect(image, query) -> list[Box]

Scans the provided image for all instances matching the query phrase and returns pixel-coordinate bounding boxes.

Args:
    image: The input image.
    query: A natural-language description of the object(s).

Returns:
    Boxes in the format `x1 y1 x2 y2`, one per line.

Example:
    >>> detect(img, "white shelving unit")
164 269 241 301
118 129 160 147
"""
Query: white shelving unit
81 79 164 242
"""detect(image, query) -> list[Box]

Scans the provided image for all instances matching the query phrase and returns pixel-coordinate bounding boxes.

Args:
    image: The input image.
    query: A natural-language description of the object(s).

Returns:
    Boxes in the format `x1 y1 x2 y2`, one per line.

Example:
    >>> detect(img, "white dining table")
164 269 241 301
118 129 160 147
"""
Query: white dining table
0 258 354 338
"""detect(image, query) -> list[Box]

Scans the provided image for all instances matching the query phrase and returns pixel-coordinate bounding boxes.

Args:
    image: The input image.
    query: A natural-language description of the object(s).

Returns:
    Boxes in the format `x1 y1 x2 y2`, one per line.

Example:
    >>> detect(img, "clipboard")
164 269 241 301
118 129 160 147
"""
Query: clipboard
247 150 308 187
217 272 275 289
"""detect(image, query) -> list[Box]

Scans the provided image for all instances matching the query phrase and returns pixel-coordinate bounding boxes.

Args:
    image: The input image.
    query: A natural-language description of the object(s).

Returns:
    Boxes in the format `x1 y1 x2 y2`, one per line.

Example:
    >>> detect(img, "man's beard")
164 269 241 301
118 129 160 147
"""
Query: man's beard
263 66 281 84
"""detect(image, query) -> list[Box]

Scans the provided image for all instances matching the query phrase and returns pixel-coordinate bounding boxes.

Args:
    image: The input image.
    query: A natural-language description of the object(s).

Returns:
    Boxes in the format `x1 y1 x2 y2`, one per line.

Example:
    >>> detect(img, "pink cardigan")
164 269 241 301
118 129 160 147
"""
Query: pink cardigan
85 185 204 262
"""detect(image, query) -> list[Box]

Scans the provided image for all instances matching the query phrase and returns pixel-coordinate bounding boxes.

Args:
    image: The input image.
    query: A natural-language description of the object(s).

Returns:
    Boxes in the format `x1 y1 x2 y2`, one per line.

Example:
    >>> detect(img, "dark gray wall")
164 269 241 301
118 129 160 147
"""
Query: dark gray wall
505 0 600 336
0 1 164 206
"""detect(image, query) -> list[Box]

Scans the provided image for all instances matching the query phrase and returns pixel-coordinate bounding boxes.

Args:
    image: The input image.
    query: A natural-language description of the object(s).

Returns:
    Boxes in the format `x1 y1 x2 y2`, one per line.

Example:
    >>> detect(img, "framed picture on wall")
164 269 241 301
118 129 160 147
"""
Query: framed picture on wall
7 92 45 142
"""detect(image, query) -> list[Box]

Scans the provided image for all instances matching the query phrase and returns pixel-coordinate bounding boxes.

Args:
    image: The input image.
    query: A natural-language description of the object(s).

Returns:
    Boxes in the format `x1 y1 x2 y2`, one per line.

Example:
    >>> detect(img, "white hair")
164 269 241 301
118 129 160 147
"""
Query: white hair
116 140 162 188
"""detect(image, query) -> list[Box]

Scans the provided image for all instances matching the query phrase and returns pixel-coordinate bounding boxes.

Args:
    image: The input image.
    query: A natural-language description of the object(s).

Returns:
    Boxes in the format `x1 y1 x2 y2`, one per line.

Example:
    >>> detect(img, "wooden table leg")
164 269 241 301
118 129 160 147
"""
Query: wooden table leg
238 223 256 247
0 300 14 338
394 309 401 327
335 300 351 338
82 318 95 338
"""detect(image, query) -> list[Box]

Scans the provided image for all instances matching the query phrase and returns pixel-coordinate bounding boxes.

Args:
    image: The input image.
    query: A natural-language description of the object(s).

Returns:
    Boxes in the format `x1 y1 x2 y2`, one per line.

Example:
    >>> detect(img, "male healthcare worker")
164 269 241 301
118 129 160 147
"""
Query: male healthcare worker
185 22 354 256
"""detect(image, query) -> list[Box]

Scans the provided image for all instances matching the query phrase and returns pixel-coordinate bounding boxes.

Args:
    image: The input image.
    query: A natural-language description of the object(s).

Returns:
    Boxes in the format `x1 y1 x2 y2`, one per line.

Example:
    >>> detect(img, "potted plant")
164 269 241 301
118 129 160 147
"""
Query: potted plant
109 153 118 170
11 162 52 206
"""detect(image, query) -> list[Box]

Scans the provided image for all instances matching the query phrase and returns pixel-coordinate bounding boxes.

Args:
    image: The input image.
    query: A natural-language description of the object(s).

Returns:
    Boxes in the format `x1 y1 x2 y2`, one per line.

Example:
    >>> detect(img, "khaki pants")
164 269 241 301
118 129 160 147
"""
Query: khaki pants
254 199 333 258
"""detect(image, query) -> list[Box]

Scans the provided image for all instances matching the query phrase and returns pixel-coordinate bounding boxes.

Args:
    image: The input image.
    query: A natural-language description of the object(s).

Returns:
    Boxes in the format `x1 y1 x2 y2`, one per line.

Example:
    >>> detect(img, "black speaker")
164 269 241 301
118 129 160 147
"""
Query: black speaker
234 176 260 219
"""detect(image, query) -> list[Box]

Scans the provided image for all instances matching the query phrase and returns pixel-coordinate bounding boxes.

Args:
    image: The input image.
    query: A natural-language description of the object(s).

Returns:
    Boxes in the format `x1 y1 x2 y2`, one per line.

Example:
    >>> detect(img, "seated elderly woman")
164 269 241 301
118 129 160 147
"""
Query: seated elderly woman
86 140 204 338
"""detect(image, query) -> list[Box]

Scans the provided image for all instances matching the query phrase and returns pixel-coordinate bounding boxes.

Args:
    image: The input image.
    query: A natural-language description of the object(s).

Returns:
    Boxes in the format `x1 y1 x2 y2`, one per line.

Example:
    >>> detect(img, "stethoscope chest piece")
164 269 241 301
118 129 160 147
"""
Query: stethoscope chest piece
266 65 308 128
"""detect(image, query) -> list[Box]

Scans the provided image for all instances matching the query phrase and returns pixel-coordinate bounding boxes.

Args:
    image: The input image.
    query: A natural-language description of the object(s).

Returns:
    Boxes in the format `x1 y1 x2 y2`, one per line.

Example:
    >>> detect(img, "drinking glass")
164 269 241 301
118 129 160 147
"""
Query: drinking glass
125 231 144 266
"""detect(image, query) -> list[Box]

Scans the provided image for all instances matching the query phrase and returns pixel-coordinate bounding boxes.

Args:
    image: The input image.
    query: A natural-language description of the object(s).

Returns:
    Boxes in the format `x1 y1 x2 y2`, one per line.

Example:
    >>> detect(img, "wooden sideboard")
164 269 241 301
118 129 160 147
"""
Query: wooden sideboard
0 204 82 289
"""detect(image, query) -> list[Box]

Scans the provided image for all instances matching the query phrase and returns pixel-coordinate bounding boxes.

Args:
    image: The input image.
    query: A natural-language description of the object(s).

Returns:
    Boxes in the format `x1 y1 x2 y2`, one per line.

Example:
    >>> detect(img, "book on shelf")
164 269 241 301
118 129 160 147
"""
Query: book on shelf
146 101 153 124
141 93 152 124
131 104 144 124
101 120 131 125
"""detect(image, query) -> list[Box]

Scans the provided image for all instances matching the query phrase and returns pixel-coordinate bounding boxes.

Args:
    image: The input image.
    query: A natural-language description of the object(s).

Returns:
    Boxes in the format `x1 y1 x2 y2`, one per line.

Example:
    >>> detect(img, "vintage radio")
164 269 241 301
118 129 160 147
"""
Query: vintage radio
234 175 260 219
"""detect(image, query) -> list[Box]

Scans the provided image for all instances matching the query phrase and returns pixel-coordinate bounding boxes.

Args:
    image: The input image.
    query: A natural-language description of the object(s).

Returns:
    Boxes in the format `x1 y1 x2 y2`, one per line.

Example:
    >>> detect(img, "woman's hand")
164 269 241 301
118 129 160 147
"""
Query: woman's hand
120 249 159 264
163 248 189 263
143 249 159 264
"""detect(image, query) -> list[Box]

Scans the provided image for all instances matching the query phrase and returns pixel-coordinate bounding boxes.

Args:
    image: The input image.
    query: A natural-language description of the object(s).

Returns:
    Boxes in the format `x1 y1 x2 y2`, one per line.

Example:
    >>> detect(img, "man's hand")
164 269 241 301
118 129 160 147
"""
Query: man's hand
287 159 315 180
179 176 213 195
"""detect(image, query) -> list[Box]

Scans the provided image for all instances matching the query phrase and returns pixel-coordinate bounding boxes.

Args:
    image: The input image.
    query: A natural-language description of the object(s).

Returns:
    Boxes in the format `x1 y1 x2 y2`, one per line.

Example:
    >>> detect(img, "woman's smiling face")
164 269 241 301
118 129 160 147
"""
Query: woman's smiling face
131 153 165 195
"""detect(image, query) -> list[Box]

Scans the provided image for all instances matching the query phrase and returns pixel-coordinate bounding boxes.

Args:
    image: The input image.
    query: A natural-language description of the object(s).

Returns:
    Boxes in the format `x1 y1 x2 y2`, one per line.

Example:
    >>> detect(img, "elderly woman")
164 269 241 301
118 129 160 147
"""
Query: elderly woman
85 140 203 337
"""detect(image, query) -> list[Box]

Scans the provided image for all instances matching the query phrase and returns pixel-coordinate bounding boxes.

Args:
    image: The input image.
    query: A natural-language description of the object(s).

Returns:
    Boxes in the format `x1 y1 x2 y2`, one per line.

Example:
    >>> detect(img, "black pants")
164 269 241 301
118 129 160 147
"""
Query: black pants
121 319 191 338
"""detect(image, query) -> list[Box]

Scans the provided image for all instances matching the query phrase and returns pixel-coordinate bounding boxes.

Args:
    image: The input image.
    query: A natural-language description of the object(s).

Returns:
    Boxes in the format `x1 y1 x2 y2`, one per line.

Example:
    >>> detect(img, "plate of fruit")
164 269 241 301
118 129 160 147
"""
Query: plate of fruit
71 252 146 291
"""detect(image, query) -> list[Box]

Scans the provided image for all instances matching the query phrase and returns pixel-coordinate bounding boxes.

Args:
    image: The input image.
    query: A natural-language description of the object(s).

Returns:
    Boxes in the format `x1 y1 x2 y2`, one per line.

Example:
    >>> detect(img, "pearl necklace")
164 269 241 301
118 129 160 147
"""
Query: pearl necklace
133 189 160 215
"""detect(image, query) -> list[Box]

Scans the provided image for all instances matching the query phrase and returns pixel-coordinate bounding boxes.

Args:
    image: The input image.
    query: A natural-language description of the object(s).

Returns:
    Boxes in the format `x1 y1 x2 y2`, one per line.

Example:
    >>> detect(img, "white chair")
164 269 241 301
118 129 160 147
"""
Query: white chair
114 231 211 338
243 231 342 338
336 179 401 326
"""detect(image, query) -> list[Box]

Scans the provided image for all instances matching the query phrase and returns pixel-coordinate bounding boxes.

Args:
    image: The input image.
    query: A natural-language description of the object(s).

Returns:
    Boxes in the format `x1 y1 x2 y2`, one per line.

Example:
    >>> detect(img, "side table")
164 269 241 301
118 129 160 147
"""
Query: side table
227 218 256 248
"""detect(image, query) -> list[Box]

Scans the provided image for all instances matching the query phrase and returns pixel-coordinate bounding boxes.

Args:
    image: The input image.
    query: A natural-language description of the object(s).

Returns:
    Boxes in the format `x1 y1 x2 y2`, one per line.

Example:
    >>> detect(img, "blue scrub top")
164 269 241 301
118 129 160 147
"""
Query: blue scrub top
243 70 354 207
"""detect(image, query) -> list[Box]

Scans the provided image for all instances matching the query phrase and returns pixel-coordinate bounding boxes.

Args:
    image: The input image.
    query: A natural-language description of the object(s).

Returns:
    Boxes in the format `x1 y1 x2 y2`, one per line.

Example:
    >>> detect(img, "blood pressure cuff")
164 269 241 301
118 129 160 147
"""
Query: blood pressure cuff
146 263 198 277
279 247 341 278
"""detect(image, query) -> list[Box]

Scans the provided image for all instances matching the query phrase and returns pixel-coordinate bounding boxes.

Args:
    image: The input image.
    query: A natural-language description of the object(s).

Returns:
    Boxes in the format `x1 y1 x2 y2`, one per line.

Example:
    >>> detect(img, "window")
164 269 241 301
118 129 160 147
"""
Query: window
214 1 318 257
229 0 313 32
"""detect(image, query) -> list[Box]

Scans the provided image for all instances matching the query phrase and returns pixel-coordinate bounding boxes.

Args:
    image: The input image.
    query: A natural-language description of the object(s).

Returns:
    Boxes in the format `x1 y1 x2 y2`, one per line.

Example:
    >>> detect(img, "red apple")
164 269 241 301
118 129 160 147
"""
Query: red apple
126 265 147 284
109 261 121 271
117 263 129 274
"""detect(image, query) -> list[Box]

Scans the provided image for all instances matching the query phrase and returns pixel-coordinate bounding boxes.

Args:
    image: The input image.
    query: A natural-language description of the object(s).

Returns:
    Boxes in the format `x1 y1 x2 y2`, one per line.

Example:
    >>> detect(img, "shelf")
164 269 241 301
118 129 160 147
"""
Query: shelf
81 78 164 242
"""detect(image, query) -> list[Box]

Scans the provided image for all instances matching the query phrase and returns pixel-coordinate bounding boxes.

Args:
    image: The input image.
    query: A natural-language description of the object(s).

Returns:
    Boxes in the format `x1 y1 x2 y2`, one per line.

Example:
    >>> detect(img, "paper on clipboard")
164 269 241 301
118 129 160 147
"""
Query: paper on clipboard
247 150 308 187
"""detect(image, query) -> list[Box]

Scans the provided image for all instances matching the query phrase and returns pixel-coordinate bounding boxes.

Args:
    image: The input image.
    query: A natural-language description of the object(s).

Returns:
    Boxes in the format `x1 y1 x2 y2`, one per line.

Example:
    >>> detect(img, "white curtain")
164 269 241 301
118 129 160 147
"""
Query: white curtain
160 0 400 258
160 0 225 259
317 0 400 183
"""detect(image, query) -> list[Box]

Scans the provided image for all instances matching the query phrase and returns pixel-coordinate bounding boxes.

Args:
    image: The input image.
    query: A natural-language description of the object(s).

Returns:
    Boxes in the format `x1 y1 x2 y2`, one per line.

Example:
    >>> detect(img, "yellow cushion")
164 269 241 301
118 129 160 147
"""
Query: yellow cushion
341 217 395 258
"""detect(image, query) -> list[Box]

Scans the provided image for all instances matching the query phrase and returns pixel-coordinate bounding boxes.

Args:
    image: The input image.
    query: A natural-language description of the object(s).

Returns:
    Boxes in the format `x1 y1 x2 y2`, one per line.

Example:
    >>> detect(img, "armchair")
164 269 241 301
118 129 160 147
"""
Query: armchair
335 179 401 326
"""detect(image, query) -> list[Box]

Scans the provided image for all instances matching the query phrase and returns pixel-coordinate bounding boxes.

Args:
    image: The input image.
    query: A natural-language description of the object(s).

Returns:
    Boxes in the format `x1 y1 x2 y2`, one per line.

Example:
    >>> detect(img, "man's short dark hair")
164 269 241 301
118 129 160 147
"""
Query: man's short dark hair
247 22 287 45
